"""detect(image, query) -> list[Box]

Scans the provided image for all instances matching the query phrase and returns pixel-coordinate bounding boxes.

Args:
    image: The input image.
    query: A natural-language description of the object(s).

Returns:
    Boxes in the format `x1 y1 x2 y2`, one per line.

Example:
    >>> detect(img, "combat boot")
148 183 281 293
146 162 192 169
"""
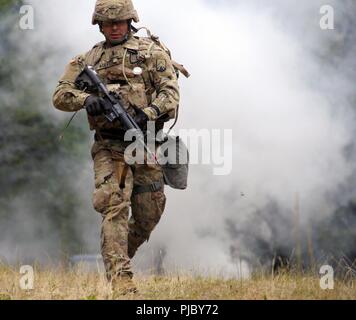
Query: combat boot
111 276 138 298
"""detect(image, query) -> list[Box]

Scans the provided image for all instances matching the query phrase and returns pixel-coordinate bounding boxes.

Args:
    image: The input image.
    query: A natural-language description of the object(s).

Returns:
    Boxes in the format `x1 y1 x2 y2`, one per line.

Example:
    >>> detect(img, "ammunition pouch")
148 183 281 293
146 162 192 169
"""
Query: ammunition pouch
157 134 189 190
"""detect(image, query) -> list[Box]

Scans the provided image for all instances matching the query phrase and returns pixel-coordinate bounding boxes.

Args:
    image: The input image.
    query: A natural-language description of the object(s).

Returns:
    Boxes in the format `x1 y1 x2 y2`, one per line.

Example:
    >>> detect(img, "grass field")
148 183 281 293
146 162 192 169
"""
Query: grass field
0 264 354 300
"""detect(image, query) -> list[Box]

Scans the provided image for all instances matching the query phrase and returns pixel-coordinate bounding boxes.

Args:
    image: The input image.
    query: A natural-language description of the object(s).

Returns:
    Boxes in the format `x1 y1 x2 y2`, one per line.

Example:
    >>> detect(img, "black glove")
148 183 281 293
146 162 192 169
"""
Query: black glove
84 95 107 117
134 107 149 130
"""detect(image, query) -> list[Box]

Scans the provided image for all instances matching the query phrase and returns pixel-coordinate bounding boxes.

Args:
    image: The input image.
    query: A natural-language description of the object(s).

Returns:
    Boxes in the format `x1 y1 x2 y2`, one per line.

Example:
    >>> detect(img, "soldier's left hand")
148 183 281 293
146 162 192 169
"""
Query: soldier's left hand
84 95 108 117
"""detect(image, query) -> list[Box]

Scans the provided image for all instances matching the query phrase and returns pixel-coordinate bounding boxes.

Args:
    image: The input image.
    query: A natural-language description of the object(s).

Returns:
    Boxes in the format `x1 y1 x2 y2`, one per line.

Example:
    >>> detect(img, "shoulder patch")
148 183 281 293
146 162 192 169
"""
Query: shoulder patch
156 59 167 72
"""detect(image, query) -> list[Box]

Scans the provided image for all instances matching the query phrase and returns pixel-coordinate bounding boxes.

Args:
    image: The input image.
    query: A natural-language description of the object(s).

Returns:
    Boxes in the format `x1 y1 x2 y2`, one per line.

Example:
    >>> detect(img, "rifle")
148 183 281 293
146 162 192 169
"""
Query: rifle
75 65 157 162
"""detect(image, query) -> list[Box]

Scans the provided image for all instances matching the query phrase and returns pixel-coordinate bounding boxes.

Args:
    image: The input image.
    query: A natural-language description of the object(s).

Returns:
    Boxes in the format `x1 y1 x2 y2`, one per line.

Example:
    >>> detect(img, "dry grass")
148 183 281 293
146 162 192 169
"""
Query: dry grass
0 264 354 300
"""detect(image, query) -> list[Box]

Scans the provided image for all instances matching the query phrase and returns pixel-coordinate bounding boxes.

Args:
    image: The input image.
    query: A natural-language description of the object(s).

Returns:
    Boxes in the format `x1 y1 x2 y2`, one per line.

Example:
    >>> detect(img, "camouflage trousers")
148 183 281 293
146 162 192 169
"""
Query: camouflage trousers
91 139 166 281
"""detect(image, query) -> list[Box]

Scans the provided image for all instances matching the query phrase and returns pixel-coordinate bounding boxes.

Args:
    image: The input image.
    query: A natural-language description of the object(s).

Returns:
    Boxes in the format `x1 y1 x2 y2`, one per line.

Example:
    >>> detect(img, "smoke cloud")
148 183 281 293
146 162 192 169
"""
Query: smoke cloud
1 0 355 276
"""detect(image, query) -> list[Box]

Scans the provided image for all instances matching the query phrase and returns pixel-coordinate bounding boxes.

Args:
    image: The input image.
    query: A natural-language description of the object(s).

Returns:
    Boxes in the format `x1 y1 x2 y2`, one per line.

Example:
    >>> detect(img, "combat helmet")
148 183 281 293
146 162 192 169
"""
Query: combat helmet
92 0 139 25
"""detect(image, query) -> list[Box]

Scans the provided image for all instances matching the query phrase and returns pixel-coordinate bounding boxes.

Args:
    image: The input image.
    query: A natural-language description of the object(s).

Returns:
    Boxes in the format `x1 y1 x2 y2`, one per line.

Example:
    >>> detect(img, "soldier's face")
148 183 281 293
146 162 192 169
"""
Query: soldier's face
102 20 129 44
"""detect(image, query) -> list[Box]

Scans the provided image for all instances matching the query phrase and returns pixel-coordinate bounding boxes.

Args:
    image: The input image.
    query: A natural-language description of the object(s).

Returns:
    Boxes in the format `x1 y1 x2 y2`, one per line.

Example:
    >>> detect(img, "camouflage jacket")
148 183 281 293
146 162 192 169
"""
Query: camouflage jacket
52 34 180 131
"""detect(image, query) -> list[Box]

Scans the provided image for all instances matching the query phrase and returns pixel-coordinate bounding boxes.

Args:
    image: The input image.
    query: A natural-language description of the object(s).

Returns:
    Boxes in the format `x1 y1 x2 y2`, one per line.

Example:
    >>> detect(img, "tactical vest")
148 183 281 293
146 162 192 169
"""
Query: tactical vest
80 32 189 132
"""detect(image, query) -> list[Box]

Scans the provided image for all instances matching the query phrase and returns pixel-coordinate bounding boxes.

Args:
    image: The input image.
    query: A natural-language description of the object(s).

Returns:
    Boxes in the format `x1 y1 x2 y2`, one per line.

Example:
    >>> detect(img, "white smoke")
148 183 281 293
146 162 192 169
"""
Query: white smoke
16 0 356 276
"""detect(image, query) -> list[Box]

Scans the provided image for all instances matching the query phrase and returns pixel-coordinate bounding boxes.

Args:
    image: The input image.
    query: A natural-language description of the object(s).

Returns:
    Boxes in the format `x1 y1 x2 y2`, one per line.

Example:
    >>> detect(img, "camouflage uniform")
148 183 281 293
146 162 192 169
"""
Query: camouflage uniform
52 0 179 287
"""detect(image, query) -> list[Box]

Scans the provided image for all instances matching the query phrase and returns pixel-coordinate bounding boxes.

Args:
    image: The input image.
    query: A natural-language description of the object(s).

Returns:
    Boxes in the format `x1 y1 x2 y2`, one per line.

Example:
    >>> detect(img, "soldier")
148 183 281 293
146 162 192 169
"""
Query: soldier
52 0 180 296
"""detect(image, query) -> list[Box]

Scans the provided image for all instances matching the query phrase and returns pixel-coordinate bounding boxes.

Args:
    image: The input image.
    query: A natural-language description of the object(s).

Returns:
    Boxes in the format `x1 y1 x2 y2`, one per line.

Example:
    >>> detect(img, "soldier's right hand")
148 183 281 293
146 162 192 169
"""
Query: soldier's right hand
84 95 107 117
